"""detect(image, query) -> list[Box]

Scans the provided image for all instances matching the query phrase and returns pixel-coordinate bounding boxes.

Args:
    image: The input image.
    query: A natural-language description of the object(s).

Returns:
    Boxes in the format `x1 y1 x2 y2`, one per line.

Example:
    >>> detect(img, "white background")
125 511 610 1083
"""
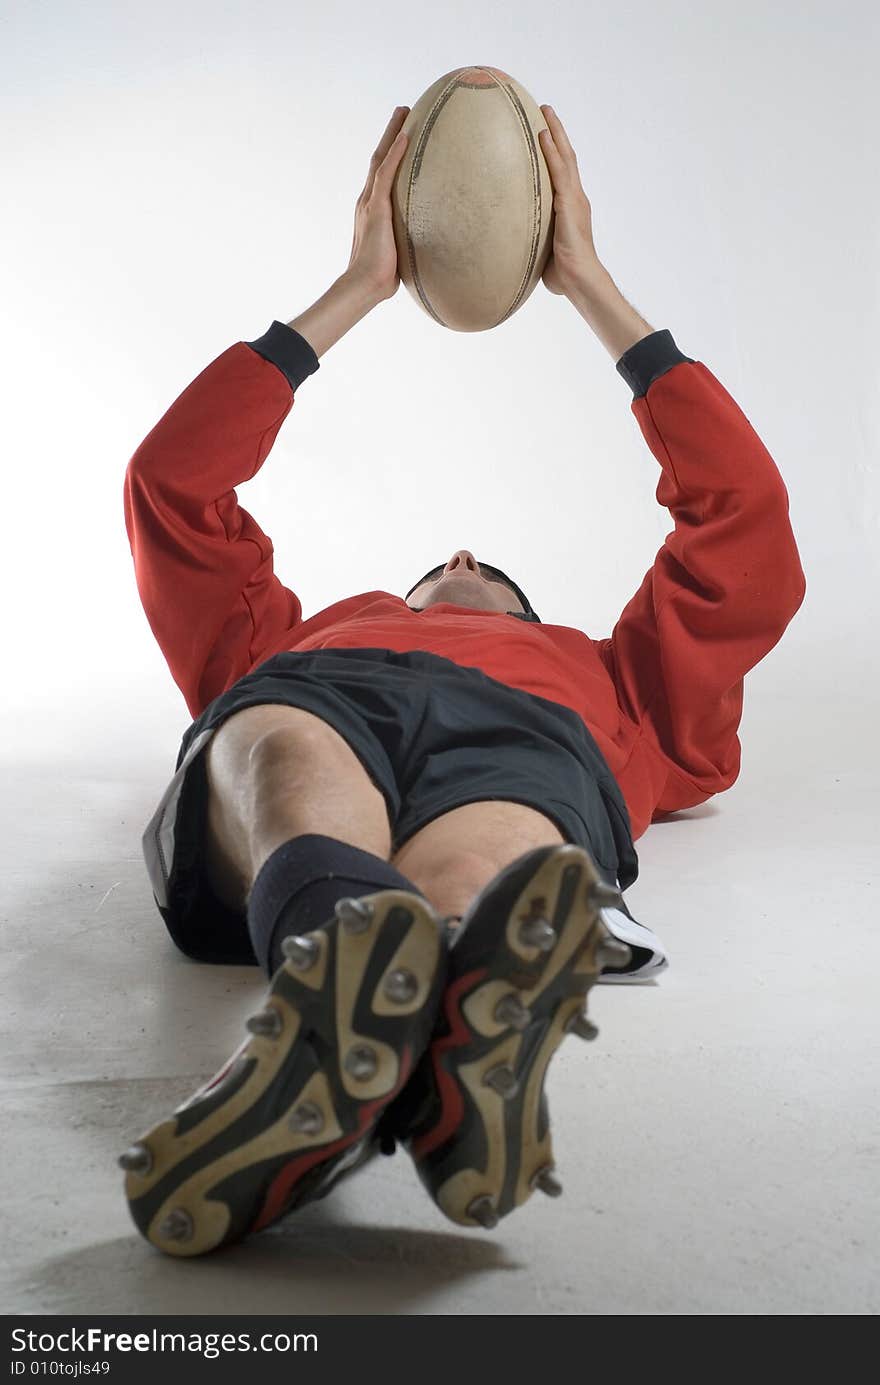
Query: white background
2 0 878 1315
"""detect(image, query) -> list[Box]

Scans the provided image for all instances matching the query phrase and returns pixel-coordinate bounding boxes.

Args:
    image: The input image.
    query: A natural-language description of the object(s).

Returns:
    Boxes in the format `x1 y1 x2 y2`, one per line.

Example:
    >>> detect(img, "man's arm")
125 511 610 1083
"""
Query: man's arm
567 264 656 362
574 268 806 811
123 274 381 719
560 266 806 812
595 333 806 812
539 105 806 813
557 224 803 808
285 272 380 360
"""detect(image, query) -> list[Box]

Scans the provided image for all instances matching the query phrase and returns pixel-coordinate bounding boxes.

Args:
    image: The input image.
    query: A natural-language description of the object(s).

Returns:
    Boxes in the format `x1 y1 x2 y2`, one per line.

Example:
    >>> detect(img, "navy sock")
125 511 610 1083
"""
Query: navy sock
246 833 429 977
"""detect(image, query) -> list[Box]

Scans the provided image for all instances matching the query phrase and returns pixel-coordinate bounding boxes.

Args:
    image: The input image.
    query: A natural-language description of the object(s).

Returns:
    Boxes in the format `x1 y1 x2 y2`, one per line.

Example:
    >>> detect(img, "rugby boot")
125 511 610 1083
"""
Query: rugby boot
381 844 631 1230
118 890 447 1257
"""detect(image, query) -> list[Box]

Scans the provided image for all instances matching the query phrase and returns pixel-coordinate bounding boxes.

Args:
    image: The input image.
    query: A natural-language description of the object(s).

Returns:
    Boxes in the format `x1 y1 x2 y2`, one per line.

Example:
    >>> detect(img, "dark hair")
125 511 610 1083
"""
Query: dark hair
405 561 541 623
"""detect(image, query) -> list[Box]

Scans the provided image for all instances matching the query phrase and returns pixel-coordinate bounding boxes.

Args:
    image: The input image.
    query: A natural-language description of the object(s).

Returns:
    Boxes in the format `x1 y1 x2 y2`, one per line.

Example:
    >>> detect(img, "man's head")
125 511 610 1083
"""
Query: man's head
404 549 540 621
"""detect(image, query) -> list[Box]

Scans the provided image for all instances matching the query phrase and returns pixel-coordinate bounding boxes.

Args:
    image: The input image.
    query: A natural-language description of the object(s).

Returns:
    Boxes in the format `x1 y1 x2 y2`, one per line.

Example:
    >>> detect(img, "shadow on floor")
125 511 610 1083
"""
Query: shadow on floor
30 1209 522 1315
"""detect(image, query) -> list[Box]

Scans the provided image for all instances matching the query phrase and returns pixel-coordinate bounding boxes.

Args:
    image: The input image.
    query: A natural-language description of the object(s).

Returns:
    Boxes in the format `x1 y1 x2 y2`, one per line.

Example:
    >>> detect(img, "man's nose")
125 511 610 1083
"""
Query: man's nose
443 550 479 575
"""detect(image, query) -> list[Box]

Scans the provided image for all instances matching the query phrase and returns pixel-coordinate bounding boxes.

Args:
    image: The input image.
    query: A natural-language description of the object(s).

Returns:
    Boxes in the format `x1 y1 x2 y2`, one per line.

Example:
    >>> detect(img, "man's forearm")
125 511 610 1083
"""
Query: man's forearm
567 265 656 361
286 271 380 360
284 262 654 365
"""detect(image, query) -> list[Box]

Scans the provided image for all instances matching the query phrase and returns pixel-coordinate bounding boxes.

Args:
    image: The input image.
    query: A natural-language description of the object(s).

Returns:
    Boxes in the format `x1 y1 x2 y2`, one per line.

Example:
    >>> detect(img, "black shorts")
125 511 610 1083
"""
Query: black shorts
142 648 639 966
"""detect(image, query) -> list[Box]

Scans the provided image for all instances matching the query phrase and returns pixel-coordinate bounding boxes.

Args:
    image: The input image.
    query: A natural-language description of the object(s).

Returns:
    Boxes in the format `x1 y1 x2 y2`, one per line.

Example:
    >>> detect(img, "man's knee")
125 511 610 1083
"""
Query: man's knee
406 846 498 895
203 705 394 904
392 801 566 918
244 719 350 786
393 802 564 883
207 706 369 805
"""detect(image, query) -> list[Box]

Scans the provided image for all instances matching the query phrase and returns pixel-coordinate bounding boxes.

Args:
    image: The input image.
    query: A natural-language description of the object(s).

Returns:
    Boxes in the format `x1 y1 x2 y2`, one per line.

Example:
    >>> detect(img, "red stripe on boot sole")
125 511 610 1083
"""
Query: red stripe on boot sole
411 968 485 1161
252 1045 414 1233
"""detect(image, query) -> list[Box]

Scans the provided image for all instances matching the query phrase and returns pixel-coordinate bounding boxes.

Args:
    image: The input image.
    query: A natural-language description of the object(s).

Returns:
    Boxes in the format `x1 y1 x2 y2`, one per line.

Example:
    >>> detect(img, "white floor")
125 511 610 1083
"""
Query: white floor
2 649 878 1316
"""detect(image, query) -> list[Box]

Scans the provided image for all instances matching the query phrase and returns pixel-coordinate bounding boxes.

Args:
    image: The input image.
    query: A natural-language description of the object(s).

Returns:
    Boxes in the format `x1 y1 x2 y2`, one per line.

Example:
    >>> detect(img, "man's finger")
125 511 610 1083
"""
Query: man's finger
541 105 577 164
539 126 570 191
374 129 409 186
539 125 560 164
372 107 409 166
363 107 410 199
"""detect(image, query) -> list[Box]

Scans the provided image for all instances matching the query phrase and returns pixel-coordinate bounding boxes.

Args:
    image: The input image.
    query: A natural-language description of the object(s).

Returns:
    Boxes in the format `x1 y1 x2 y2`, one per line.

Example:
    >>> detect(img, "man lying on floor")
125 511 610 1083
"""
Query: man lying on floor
119 104 805 1255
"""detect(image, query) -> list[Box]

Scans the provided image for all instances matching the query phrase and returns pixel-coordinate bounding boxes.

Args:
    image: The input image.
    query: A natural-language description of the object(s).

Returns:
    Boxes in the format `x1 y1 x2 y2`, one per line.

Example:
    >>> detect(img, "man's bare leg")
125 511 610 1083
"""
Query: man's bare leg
391 801 567 922
202 703 395 911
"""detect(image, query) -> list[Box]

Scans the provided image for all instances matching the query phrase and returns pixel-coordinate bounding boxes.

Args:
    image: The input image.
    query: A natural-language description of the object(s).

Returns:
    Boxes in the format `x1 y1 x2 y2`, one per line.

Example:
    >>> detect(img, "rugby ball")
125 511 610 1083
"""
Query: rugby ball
391 67 554 332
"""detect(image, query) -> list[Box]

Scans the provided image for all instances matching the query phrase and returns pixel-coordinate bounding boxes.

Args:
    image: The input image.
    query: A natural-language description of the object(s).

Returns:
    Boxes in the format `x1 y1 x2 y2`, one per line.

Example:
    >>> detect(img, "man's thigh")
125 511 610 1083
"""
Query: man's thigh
390 800 566 900
203 703 395 908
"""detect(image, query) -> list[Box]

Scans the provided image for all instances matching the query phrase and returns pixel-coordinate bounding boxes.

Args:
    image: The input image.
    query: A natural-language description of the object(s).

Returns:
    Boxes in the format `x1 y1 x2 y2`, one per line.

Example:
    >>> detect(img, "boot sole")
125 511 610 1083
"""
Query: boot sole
120 891 444 1256
410 845 624 1228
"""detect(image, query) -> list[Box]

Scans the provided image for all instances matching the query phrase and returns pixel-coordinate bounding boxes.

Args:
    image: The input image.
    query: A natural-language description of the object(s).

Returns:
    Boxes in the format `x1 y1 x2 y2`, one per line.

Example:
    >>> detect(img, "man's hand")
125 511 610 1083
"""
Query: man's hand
286 108 410 359
538 105 605 299
347 107 411 302
538 103 655 360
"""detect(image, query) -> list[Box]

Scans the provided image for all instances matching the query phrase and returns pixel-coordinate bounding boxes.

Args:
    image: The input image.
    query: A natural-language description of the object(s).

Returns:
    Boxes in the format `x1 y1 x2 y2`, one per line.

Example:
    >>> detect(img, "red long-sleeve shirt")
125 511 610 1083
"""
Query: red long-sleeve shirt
123 324 805 842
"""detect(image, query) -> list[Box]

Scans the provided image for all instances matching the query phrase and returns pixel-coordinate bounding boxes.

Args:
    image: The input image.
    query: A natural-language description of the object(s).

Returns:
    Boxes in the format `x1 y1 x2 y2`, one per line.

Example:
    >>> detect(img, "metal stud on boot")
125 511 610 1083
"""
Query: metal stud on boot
383 968 419 1004
518 916 556 952
344 1044 379 1081
566 1010 599 1041
532 1166 563 1198
288 1101 325 1136
494 993 531 1032
245 1007 282 1038
118 1143 152 1175
335 898 374 934
483 1064 520 1099
467 1195 499 1229
158 1208 194 1243
589 880 626 910
281 934 320 970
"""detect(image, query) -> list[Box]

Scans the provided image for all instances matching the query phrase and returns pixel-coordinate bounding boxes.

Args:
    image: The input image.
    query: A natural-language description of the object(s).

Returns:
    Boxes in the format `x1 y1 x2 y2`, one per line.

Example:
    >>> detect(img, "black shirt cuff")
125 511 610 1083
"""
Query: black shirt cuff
615 329 694 398
245 320 320 392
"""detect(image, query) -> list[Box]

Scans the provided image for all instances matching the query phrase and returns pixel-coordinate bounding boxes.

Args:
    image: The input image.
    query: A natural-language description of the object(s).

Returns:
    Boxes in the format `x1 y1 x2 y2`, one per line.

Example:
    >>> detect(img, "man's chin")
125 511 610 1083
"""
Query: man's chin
430 578 490 605
422 590 489 612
